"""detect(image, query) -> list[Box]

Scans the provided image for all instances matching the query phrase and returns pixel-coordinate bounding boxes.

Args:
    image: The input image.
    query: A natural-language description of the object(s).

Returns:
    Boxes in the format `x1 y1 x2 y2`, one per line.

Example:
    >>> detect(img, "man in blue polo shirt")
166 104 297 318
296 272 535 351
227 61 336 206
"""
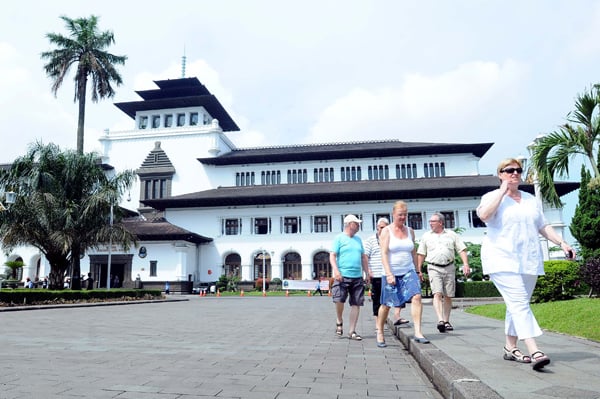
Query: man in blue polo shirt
330 214 371 341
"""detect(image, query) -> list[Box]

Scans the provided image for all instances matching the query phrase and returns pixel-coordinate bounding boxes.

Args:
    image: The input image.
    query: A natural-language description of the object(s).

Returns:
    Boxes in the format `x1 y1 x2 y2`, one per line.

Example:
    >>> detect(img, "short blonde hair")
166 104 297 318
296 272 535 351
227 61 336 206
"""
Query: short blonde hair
393 200 407 212
496 158 523 175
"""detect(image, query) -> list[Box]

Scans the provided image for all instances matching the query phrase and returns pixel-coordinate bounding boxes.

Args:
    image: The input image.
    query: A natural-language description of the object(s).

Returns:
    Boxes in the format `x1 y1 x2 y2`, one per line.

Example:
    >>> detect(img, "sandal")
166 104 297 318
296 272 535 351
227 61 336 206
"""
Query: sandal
348 331 362 341
531 351 551 371
437 321 446 333
503 347 531 363
376 331 387 348
444 322 454 331
394 318 410 325
335 322 343 336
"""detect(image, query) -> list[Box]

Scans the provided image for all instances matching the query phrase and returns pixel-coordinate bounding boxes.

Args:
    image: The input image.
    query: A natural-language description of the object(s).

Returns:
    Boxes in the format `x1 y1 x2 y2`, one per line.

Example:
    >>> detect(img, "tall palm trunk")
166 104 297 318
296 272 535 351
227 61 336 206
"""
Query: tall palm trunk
76 76 87 154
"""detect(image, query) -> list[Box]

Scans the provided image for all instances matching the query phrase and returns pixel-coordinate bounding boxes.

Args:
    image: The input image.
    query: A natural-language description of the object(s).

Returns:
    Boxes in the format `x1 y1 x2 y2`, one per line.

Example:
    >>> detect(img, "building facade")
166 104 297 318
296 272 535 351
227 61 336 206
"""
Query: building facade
1 77 578 289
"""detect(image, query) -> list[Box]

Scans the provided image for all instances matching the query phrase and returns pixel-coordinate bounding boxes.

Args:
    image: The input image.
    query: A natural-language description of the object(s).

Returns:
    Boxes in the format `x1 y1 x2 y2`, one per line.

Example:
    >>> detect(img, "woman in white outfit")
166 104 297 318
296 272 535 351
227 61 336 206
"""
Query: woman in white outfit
477 158 575 371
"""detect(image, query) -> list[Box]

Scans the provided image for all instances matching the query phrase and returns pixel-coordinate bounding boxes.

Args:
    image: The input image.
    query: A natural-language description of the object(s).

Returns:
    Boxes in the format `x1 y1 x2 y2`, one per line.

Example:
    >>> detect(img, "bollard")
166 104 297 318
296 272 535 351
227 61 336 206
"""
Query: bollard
240 289 244 297
285 290 289 297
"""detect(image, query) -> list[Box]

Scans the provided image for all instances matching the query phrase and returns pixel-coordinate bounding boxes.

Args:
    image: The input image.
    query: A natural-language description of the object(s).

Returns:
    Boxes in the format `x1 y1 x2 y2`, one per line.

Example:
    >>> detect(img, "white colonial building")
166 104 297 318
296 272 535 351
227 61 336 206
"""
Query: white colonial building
1 77 578 291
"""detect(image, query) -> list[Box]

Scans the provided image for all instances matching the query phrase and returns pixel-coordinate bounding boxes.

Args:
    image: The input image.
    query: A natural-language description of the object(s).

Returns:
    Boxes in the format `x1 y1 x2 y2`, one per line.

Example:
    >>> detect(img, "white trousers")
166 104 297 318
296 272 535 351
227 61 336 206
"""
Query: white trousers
490 272 542 340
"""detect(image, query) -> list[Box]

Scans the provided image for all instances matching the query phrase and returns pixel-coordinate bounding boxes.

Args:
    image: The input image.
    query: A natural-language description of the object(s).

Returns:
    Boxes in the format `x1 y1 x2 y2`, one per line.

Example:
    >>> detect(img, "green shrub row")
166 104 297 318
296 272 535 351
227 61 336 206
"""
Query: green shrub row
455 281 500 298
0 289 162 305
532 260 587 303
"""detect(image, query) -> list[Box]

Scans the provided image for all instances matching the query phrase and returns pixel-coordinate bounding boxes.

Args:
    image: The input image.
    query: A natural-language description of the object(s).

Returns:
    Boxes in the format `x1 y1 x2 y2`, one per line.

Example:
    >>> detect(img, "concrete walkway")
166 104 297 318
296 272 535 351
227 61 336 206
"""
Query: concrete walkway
392 297 600 399
1 295 598 399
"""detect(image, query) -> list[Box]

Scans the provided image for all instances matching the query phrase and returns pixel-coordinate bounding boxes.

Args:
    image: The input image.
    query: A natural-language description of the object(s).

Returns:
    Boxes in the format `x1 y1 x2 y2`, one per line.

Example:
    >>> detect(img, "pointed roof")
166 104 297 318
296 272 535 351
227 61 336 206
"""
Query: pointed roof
137 141 176 176
114 77 240 132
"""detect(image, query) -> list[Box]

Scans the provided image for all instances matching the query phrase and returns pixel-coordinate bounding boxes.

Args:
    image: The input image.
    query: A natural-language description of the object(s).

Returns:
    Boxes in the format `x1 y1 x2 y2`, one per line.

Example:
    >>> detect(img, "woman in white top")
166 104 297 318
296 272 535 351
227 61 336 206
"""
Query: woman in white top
477 158 575 371
376 200 428 347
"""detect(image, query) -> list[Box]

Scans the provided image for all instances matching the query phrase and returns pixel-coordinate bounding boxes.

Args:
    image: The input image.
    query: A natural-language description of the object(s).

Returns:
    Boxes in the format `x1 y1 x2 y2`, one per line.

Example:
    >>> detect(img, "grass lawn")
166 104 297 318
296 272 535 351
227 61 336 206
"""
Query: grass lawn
212 290 324 297
466 297 600 342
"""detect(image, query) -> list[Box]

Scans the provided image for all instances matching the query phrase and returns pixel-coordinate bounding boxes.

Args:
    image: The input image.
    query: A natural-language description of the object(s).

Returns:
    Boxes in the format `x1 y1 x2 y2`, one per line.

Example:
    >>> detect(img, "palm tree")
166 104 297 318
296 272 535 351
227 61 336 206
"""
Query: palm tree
41 15 127 154
0 142 136 290
531 85 600 208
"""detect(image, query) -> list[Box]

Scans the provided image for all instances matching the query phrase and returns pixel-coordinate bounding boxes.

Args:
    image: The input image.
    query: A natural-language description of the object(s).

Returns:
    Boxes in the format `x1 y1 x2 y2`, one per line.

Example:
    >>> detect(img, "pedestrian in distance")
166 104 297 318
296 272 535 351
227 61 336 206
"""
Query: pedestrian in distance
477 157 576 371
377 201 428 347
313 278 323 296
417 212 470 333
330 214 371 341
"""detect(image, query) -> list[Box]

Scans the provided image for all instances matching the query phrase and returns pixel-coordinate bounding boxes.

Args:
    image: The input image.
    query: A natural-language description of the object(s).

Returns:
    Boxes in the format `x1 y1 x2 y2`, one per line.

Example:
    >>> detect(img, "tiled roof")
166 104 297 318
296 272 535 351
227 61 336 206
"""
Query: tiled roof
141 175 580 210
197 140 493 165
122 216 212 244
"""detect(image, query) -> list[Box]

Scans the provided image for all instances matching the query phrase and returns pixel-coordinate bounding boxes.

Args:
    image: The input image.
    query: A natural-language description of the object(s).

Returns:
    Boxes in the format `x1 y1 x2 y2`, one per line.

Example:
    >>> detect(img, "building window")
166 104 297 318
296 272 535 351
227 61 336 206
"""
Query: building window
423 162 446 178
254 217 271 234
139 116 148 129
372 213 391 230
177 113 186 126
223 218 241 235
313 215 330 233
342 214 363 231
287 169 307 184
151 115 161 128
313 167 334 182
164 114 173 128
190 112 199 126
469 210 486 228
143 178 167 200
440 211 456 229
203 113 211 125
283 216 300 233
149 260 157 277
396 163 418 179
261 170 281 185
368 165 389 180
341 166 361 181
407 212 423 230
236 172 255 186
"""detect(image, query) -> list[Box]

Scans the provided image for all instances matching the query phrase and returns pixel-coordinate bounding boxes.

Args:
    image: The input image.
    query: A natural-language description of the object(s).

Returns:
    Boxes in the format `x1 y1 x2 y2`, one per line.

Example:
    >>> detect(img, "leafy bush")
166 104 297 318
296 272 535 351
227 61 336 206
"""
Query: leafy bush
455 281 500 297
0 289 162 306
532 260 582 303
580 257 600 297
271 278 282 291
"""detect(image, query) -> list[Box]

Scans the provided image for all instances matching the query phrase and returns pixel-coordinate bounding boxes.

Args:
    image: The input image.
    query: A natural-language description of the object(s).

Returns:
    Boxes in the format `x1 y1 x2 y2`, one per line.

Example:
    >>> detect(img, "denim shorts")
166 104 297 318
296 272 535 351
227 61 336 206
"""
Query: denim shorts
380 270 421 307
332 277 365 306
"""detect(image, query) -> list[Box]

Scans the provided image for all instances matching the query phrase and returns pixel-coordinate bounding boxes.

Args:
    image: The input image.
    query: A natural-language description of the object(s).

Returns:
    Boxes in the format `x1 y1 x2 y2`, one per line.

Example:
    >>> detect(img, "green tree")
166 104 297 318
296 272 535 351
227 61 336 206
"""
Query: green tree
531 85 600 208
570 165 600 259
41 15 127 154
0 143 136 290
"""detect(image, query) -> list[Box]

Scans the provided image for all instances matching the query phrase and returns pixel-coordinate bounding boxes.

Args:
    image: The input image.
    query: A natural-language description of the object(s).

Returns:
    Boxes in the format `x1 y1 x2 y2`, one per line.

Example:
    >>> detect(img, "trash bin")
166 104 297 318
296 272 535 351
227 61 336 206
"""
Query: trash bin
134 278 142 289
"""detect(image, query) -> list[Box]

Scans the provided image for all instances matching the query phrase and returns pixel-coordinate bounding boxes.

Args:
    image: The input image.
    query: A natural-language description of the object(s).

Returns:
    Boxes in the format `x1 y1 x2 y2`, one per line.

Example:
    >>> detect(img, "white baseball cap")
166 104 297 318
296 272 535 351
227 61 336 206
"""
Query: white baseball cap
344 214 362 224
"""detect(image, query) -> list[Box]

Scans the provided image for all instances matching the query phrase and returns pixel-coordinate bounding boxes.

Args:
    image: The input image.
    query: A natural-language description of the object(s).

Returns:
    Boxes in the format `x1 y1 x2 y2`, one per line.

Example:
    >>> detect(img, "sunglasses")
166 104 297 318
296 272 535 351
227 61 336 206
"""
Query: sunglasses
500 167 523 174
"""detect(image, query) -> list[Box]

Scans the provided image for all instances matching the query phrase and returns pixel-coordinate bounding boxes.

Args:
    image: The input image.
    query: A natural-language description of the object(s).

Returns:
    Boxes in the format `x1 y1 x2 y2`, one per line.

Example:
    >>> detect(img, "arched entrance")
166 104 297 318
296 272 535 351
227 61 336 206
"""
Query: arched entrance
282 252 301 280
224 253 241 278
313 251 331 279
253 252 272 279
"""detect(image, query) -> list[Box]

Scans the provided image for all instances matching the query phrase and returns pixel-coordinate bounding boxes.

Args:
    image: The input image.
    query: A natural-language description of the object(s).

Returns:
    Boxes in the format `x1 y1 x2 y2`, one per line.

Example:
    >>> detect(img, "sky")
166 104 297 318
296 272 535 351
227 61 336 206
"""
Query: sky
2 0 598 240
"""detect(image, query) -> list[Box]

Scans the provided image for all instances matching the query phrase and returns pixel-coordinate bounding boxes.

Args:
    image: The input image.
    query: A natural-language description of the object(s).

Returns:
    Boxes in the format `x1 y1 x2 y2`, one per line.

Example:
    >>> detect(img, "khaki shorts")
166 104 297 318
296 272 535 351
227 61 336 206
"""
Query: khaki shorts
428 264 456 297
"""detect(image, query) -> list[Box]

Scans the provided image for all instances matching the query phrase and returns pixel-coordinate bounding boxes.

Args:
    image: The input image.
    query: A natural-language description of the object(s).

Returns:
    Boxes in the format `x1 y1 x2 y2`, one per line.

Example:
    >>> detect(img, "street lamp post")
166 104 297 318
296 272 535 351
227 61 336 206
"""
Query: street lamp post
106 203 113 290
261 249 266 294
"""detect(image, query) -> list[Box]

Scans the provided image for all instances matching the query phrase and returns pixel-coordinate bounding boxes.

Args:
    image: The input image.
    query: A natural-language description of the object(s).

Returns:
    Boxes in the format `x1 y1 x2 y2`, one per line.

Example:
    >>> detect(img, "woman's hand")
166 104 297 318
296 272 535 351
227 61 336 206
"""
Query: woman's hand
386 274 395 285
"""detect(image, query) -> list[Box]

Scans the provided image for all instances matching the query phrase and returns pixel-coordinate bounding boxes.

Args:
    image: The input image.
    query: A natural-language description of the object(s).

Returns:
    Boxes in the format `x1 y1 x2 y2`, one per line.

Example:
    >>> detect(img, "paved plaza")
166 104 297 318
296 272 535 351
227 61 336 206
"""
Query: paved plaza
2 295 600 399
0 296 442 399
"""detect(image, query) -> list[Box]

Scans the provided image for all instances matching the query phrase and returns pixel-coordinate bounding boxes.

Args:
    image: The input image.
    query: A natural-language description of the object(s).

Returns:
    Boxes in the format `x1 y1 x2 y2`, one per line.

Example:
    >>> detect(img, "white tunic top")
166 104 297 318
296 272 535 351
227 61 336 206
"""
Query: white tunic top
478 189 547 276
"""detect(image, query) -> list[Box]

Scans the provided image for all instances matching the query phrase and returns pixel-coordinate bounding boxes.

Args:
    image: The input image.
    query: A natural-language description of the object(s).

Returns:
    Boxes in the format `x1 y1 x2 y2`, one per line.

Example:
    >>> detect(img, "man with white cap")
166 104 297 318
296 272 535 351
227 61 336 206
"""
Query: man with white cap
330 214 371 341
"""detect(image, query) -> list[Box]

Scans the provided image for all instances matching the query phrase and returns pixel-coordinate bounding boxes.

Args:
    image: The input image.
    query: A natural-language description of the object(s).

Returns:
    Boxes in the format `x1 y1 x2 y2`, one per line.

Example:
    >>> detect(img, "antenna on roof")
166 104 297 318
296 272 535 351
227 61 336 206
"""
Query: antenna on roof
181 46 187 78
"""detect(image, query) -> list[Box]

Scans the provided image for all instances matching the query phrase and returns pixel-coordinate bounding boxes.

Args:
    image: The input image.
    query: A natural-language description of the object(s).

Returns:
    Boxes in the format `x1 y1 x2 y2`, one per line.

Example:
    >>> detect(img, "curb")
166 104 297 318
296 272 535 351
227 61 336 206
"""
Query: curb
389 319 503 399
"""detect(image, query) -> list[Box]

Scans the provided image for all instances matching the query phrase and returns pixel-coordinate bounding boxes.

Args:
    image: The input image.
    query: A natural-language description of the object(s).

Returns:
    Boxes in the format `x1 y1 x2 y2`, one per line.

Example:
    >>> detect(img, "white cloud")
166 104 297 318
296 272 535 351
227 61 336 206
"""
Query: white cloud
305 60 529 145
